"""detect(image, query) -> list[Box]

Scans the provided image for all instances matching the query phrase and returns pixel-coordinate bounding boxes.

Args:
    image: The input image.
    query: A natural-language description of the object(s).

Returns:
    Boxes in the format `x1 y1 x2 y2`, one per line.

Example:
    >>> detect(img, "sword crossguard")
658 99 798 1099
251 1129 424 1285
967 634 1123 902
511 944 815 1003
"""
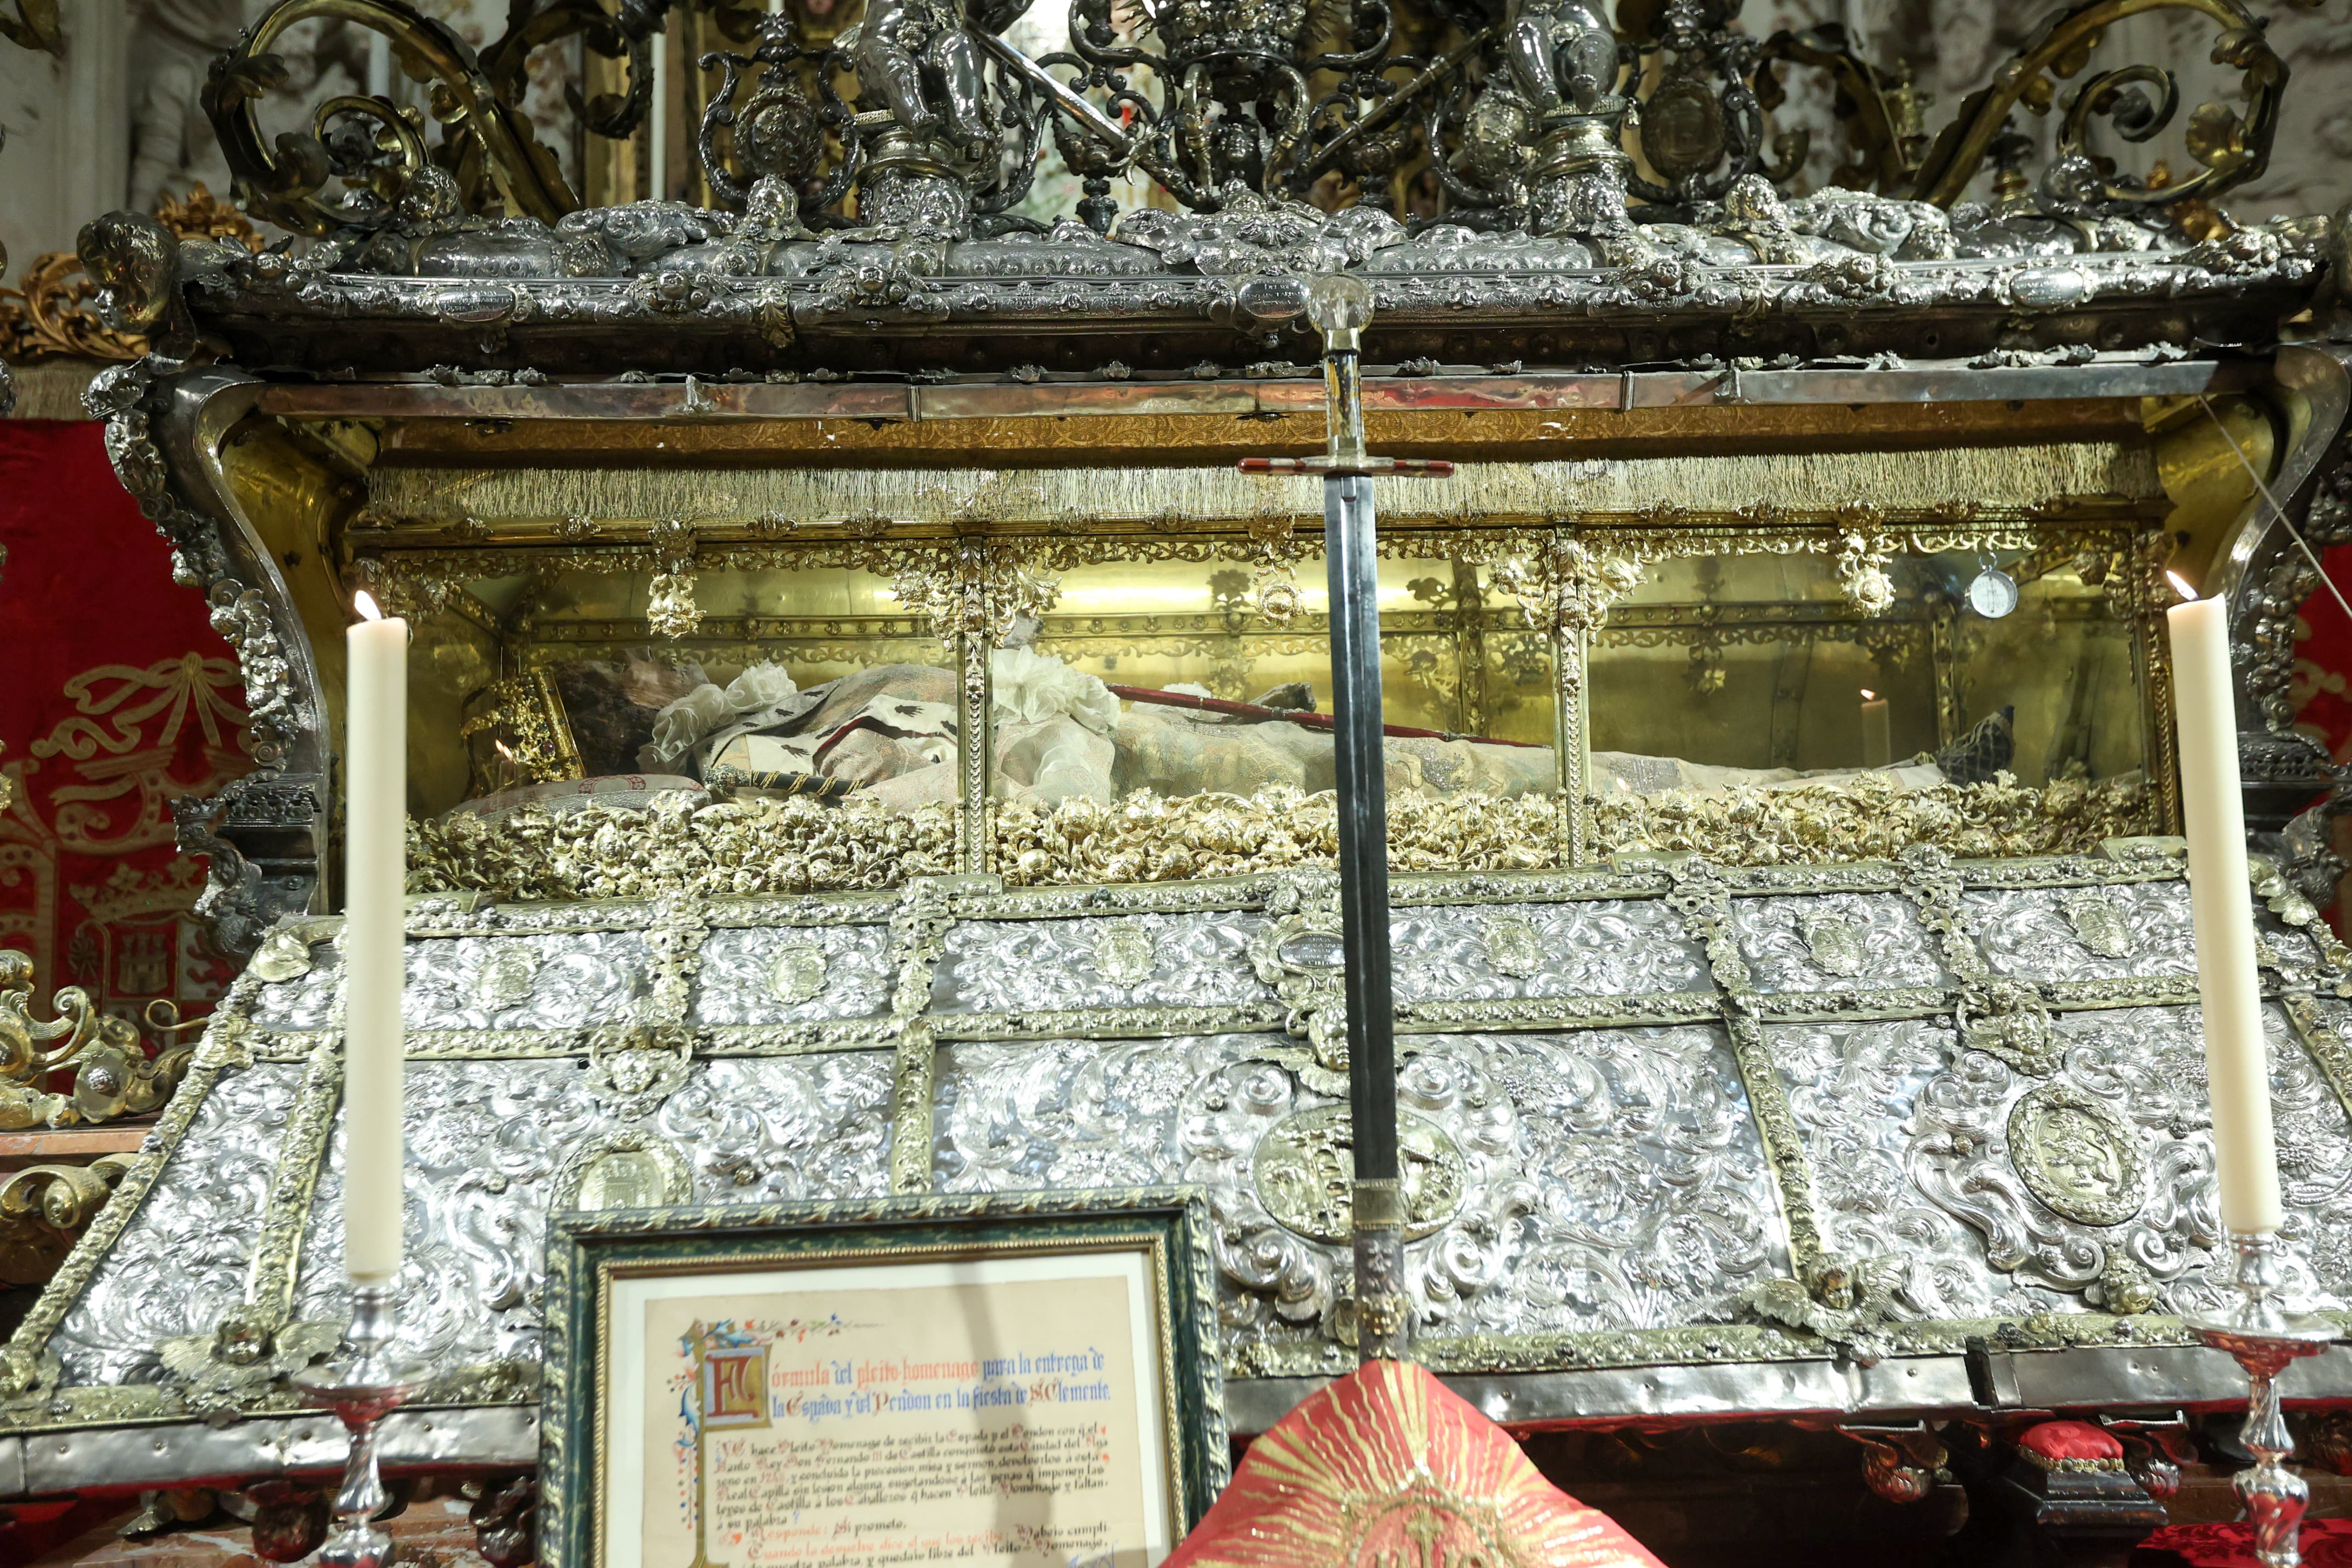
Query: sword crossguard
1236 456 1456 478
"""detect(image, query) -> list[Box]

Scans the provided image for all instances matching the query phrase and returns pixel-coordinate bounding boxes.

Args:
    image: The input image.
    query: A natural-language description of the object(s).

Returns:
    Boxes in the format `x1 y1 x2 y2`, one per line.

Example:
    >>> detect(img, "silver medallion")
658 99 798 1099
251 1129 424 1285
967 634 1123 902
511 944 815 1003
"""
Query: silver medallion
769 941 830 1004
1092 921 1157 986
472 946 540 1010
1481 917 1545 979
1798 912 1869 978
1252 1104 1468 1244
2007 1083 2148 1228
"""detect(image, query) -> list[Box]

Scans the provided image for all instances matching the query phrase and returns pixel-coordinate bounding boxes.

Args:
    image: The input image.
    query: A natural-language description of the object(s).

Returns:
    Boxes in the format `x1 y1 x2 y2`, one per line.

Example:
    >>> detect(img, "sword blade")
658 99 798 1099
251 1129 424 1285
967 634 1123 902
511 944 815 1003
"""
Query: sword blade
1324 470 1397 1183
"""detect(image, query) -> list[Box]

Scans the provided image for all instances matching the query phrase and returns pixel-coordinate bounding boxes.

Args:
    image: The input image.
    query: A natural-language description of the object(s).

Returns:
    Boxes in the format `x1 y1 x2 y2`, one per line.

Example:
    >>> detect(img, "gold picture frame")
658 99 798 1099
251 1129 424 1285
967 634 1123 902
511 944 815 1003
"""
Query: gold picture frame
541 1189 1229 1568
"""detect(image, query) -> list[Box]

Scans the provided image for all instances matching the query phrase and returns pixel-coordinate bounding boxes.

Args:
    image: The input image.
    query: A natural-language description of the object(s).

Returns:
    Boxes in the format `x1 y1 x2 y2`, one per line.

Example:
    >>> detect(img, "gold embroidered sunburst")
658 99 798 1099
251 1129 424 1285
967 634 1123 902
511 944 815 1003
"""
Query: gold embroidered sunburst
1170 1360 1662 1568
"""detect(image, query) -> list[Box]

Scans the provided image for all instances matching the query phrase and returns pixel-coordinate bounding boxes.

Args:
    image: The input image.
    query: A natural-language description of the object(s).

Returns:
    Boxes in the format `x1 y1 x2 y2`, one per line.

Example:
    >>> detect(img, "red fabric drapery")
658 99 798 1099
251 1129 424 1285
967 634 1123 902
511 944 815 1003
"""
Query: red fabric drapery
0 419 252 1027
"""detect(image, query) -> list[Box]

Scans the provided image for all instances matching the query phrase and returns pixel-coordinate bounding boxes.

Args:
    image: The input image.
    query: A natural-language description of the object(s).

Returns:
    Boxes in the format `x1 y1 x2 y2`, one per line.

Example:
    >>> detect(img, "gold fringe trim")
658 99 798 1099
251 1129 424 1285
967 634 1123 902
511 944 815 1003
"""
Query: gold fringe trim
367 445 2162 531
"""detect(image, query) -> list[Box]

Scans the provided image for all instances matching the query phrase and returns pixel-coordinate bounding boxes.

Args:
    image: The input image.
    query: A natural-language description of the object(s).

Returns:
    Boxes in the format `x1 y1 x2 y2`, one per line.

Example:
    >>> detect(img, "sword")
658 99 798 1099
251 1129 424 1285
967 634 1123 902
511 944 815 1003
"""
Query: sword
1240 276 1452 1365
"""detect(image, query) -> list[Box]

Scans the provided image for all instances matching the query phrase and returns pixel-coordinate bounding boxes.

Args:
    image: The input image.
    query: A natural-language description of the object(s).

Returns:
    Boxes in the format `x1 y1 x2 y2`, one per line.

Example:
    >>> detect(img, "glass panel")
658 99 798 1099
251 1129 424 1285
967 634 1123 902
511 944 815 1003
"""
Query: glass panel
995 552 1558 809
1588 549 2143 798
1955 559 2144 788
418 564 956 818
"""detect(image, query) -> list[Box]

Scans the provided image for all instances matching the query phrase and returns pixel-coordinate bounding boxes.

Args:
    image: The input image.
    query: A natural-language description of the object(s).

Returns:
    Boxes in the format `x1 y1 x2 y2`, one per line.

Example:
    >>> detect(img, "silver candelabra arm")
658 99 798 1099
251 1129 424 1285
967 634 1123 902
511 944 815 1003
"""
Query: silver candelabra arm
291 1284 433 1568
2183 1233 2341 1568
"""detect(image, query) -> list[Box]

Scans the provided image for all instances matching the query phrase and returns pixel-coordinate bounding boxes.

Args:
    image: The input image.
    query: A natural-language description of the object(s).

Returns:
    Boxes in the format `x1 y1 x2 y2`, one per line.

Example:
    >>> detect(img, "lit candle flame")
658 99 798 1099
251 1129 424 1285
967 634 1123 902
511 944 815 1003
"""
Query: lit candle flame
1860 689 1876 700
354 590 385 621
2166 571 2198 602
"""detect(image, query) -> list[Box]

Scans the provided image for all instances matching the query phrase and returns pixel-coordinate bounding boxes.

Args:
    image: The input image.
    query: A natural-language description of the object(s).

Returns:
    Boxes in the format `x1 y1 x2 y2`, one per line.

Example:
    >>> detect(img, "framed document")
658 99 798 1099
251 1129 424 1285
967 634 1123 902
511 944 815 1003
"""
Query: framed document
540 1189 1229 1568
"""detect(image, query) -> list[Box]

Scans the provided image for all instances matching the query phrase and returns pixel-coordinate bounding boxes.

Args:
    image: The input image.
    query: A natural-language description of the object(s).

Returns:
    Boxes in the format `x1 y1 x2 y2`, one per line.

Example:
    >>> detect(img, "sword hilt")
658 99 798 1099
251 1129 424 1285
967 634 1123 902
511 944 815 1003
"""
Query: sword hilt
1237 455 1456 477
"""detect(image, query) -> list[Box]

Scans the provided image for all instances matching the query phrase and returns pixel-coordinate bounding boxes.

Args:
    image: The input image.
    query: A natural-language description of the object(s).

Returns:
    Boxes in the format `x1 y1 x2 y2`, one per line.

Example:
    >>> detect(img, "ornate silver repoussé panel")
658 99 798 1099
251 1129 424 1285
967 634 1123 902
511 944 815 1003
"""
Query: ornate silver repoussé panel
6 842 2352 1492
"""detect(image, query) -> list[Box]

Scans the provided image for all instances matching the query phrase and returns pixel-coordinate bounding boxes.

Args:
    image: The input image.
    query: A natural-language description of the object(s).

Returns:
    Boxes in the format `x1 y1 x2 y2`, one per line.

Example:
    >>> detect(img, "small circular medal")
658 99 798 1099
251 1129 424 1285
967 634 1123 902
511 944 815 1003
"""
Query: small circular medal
1968 559 2019 618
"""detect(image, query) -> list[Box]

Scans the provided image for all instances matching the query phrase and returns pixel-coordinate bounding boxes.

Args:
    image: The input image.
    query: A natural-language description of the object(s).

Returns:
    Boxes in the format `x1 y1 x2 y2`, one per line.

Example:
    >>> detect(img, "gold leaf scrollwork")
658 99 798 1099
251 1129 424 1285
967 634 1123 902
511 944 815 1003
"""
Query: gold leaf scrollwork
1910 0 2293 215
0 1157 129 1288
0 953 194 1127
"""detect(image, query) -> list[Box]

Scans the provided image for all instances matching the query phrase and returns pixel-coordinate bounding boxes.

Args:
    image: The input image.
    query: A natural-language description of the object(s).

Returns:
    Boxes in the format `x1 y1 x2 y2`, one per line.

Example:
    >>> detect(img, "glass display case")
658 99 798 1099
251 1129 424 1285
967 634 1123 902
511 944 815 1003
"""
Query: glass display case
996 553 1557 808
437 563 952 815
364 491 2166 890
1586 543 2149 793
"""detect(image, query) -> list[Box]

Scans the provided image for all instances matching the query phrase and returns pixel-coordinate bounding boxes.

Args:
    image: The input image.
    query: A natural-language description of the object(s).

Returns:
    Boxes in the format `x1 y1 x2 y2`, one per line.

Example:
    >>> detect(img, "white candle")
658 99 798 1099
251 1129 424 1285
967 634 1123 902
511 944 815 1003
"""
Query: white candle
2166 574 2284 1235
1860 689 1891 769
345 593 409 1282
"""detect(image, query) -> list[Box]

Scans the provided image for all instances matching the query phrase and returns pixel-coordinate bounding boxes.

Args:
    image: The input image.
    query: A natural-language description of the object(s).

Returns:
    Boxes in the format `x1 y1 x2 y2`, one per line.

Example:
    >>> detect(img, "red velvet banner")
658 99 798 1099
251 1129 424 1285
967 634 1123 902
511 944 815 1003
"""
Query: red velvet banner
2284 544 2352 933
0 419 253 1031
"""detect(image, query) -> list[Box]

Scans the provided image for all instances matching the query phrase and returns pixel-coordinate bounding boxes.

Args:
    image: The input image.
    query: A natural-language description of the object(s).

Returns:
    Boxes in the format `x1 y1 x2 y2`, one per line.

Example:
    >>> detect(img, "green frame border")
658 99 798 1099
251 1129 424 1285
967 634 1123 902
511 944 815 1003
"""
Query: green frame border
540 1187 1231 1568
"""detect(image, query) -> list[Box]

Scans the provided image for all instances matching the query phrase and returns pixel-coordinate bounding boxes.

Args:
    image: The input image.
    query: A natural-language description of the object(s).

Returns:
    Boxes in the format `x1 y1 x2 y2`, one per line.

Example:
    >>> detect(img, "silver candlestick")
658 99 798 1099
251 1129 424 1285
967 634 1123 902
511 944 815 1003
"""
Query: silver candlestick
2183 1232 2341 1568
291 1284 430 1568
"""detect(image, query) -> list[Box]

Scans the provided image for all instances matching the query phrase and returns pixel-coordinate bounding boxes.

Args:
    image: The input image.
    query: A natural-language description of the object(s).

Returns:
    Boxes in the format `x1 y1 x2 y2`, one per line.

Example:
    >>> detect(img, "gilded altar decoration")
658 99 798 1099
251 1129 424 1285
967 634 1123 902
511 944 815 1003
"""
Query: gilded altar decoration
0 186 255 363
994 788 1567 886
1162 1359 1663 1568
409 795 959 901
0 951 192 1127
413 771 2164 898
0 1156 130 1287
33 0 2352 1529
1589 772 2156 869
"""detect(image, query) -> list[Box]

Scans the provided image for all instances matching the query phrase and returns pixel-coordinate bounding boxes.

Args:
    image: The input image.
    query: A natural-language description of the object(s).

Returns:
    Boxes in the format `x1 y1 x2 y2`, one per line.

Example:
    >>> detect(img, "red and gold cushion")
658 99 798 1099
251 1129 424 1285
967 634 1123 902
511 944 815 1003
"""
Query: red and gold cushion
2018 1419 2128 1473
1168 1360 1662 1568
